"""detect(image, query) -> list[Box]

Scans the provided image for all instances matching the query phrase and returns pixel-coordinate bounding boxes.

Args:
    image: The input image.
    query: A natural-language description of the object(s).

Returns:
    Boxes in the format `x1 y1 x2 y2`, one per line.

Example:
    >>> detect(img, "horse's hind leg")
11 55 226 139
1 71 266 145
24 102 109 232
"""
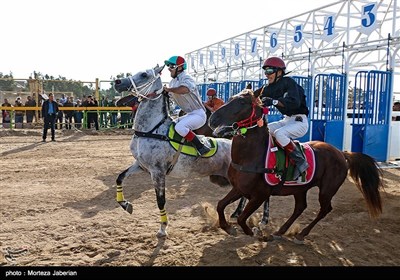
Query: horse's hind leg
217 188 243 236
116 160 144 214
293 190 333 243
273 192 307 239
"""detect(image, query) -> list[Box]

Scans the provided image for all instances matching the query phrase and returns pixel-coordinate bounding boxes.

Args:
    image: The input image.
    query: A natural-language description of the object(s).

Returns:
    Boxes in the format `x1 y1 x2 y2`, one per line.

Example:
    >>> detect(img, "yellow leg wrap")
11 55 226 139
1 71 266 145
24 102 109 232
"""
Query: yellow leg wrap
160 209 168 223
116 185 124 202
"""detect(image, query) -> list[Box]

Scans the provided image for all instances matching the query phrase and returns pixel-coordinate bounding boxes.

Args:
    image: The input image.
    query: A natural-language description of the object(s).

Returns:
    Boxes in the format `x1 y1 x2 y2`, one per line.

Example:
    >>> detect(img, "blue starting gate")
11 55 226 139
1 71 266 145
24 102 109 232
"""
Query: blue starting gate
351 70 392 162
240 80 259 91
292 76 312 143
197 84 208 102
310 73 346 149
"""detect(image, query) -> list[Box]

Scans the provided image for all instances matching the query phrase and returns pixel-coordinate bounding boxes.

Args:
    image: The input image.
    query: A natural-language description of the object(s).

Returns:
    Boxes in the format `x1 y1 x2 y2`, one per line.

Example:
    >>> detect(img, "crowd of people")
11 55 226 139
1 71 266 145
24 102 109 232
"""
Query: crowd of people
1 93 135 130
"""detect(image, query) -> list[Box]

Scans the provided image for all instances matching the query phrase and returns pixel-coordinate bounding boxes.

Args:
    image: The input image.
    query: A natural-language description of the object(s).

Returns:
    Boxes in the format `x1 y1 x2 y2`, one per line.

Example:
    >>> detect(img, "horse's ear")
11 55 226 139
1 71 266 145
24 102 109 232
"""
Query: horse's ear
154 64 165 74
253 87 264 98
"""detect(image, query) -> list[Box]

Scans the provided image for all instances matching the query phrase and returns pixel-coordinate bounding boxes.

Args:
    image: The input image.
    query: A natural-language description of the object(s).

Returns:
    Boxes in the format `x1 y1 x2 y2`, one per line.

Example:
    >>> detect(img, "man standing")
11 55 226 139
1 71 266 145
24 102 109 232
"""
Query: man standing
25 95 37 126
41 93 59 142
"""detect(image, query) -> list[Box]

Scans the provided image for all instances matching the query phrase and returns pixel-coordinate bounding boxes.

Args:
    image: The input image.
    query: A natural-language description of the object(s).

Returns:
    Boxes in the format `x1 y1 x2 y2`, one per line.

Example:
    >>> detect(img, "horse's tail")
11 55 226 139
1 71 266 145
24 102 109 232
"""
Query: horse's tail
343 151 384 218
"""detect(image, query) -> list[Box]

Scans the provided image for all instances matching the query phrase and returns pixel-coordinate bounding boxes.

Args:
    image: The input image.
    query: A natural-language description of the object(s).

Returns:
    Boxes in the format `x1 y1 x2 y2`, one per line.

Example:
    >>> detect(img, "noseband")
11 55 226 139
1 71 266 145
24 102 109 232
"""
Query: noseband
127 69 164 100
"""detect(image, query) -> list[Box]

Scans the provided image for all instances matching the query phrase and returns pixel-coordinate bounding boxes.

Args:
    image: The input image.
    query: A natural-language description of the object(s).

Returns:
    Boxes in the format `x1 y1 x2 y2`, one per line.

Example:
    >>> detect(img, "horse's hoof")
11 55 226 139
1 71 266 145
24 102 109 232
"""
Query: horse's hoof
271 234 282 240
225 226 237 236
252 227 261 236
258 221 268 230
118 201 133 214
293 237 305 245
156 230 167 239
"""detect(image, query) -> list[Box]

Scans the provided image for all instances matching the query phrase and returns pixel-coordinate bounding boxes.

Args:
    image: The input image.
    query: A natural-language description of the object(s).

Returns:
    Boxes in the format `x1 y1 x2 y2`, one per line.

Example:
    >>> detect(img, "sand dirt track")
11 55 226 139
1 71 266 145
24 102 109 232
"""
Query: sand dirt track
0 129 399 267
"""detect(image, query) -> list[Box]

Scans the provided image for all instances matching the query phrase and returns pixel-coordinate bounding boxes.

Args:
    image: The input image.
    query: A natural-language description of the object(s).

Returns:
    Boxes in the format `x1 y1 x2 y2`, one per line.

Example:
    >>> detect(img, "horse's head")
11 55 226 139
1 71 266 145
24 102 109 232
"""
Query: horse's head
209 89 264 137
114 65 164 97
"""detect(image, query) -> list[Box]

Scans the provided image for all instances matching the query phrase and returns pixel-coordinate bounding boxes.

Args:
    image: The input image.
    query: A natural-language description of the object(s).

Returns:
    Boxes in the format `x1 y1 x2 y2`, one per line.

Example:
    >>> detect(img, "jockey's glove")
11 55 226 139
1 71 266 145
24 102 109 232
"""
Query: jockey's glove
262 97 274 107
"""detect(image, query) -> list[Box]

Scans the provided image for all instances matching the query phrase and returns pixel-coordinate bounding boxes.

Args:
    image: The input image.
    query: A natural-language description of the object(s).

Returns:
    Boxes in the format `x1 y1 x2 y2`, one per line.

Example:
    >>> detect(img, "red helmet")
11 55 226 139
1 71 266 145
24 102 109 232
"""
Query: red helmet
206 88 217 96
262 57 286 70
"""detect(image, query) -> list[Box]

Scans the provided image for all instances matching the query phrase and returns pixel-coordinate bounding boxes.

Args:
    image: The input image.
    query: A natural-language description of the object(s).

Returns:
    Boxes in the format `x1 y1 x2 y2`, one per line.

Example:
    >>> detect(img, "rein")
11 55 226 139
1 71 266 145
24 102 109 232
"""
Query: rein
234 103 260 128
132 93 183 145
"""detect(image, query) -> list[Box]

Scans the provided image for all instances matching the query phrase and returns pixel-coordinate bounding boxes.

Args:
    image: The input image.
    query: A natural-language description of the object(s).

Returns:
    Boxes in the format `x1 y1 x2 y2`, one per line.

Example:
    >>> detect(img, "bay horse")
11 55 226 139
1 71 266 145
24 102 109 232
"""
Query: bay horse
209 89 384 243
113 65 232 238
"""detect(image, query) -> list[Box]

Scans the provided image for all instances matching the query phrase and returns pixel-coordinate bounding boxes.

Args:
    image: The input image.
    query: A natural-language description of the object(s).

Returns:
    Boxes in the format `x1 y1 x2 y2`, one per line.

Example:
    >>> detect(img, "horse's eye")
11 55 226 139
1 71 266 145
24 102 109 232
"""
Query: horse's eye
141 72 148 78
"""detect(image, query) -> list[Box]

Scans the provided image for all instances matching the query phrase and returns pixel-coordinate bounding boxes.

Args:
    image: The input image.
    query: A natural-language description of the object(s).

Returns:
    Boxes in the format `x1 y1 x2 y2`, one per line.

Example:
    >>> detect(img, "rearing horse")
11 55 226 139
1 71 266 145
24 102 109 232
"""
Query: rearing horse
209 89 384 243
113 65 232 238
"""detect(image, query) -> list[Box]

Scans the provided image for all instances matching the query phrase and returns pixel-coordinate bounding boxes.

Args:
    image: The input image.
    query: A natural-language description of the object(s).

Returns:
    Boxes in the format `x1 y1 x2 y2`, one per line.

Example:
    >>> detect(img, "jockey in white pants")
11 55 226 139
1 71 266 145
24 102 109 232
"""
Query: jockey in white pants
163 55 210 156
259 57 310 179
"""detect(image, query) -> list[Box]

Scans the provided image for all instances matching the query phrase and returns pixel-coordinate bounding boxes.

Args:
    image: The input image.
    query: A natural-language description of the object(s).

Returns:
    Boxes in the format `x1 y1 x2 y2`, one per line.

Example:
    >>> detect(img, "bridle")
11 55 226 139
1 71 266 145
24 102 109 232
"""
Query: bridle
230 101 267 136
127 69 164 101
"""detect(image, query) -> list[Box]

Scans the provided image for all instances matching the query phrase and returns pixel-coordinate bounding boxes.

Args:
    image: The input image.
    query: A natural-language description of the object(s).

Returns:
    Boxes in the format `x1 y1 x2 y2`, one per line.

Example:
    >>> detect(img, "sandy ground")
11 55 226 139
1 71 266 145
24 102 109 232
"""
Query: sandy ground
0 129 399 268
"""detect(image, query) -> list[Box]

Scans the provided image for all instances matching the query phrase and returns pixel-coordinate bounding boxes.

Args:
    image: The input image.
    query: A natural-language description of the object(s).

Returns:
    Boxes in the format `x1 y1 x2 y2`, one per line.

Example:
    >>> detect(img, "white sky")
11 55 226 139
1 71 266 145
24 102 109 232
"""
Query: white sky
1 0 337 86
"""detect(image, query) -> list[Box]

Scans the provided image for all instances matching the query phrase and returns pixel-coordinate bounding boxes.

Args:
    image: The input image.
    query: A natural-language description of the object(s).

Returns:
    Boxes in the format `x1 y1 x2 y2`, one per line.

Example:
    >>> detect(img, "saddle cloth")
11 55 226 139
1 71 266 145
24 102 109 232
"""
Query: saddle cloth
168 123 218 158
264 136 316 186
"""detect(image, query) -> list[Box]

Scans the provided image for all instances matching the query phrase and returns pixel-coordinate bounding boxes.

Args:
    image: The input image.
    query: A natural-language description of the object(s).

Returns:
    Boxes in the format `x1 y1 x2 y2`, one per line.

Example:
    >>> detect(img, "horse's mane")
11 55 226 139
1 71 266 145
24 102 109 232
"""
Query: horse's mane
231 89 262 106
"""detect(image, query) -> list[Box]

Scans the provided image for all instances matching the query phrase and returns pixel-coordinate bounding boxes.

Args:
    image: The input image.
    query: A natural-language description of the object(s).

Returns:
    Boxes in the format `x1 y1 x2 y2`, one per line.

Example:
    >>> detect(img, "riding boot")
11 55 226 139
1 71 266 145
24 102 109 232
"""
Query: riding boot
184 131 211 156
284 140 309 179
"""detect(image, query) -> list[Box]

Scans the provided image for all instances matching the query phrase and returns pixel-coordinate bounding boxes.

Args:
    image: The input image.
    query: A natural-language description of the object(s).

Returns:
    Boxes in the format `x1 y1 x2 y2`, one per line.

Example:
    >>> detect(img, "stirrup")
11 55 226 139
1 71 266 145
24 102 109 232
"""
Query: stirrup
197 145 210 156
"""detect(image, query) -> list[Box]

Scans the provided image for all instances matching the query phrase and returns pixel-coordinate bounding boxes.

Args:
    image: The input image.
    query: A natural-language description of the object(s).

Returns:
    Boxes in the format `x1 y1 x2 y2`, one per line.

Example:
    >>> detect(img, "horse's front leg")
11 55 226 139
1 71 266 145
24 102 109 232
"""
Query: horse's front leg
151 171 168 238
116 160 144 214
217 188 243 236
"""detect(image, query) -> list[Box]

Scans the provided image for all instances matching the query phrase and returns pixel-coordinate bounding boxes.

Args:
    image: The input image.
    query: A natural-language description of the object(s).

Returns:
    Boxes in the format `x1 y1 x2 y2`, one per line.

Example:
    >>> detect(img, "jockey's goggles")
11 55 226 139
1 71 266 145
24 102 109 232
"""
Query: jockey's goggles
264 67 278 75
167 63 183 70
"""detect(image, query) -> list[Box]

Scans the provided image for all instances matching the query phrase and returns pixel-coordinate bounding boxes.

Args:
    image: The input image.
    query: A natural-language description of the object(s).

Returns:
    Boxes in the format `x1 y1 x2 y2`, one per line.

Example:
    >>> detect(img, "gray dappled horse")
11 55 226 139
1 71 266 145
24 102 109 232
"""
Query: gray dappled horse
114 65 232 238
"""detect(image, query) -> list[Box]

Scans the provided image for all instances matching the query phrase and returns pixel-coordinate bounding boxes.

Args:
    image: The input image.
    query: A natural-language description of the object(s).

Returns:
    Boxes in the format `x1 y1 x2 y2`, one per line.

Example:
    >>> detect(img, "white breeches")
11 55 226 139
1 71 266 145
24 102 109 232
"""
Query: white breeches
268 114 308 147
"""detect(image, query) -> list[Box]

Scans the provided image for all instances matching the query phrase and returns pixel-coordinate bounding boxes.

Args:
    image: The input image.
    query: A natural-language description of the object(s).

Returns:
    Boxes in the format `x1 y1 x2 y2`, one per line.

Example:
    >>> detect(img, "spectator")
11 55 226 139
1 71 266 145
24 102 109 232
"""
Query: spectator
59 93 68 105
14 97 25 128
74 99 84 129
41 93 59 142
85 95 99 130
56 98 64 129
1 98 12 128
393 101 400 121
64 96 75 129
99 96 109 128
24 95 37 126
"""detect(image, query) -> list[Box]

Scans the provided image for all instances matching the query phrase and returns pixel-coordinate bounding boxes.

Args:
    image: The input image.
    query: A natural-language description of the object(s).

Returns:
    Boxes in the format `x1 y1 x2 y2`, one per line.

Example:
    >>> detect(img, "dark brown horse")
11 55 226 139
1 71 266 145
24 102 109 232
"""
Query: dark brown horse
209 89 384 243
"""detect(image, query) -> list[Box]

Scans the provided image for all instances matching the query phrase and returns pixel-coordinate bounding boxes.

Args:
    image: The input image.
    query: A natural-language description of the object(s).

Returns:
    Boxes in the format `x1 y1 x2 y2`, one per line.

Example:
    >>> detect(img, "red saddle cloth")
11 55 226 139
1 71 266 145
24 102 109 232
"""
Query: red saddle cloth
264 136 316 186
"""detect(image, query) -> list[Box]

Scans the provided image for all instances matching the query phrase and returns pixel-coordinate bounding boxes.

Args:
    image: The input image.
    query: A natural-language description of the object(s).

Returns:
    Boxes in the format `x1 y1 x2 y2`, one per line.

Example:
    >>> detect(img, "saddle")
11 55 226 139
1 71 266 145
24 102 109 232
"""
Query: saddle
264 136 316 186
167 123 218 158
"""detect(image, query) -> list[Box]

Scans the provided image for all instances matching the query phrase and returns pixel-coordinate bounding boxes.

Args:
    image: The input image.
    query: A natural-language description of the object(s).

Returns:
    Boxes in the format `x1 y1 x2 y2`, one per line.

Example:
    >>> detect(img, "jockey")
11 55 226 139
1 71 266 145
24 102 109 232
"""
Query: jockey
259 56 310 179
204 88 225 112
163 55 211 156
